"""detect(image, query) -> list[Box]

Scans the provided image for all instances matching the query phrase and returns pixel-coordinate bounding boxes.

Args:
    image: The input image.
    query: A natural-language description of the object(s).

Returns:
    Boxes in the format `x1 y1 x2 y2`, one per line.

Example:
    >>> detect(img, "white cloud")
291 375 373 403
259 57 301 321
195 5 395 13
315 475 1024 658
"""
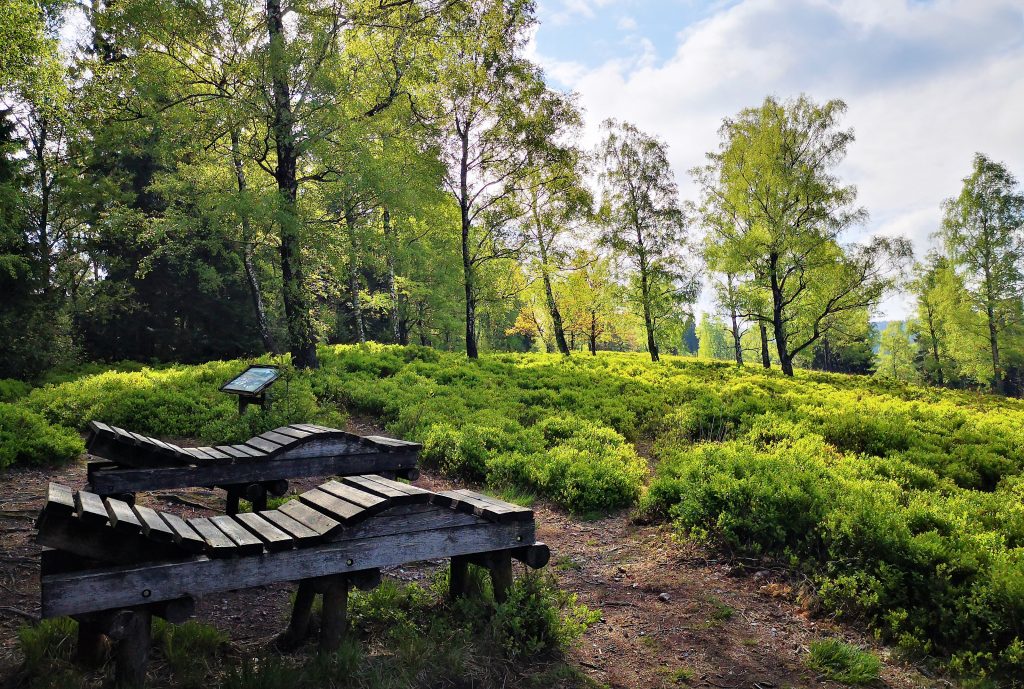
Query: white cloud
617 15 638 31
535 0 1024 318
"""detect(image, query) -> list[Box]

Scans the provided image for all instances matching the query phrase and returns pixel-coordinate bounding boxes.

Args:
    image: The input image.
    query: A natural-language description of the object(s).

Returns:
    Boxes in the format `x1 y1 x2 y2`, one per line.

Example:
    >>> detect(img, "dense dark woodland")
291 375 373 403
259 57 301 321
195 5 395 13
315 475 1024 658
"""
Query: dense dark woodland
3 1 1024 687
1 0 1022 391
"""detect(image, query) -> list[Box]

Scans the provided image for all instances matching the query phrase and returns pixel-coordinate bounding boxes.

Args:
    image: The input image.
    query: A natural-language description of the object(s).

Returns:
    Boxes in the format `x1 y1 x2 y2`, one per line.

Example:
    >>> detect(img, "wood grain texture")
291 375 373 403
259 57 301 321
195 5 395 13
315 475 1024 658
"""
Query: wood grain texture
41 521 535 617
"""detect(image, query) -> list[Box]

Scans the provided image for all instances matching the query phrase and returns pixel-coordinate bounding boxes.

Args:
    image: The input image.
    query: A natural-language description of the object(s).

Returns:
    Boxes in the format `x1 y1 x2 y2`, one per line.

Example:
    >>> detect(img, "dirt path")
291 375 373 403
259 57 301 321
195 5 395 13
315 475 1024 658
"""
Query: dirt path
0 421 945 689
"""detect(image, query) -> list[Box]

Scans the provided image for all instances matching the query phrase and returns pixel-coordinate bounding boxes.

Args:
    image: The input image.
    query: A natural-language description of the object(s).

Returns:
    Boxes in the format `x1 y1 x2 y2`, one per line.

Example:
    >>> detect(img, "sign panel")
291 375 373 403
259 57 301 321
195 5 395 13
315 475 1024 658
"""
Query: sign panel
220 365 281 396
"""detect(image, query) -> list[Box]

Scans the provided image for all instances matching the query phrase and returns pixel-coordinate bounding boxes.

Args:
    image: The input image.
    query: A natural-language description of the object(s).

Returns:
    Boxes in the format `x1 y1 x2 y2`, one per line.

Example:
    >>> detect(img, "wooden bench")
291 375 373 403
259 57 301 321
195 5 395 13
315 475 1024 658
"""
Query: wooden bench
85 422 421 513
36 480 550 687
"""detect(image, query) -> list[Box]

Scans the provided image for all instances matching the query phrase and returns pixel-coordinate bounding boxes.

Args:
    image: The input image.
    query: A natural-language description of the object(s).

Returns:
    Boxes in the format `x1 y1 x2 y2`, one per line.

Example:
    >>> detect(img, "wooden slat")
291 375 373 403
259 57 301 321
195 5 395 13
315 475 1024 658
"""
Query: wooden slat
75 491 109 526
209 516 264 555
453 490 533 519
235 512 294 551
299 488 364 524
158 513 206 553
340 475 410 503
215 445 250 459
229 444 264 458
104 497 143 534
144 436 177 455
187 517 236 556
88 420 116 440
278 500 341 538
129 432 156 448
184 447 216 461
45 483 75 517
276 426 313 439
197 446 231 461
111 426 136 444
363 475 431 499
244 436 281 454
130 504 175 543
289 423 328 434
259 431 297 447
319 480 388 513
260 510 320 544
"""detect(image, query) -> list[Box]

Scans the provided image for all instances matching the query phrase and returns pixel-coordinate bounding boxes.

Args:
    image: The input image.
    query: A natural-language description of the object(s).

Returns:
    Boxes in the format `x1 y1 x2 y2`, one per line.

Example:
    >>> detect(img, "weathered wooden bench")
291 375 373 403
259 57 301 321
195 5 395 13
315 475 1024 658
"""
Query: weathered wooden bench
36 479 549 687
85 422 421 513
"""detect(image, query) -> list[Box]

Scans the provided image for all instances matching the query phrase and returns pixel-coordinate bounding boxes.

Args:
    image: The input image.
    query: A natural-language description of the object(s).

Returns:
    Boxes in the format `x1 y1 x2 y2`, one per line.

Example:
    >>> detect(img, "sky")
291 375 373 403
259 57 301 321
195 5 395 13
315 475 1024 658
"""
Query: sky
529 0 1024 319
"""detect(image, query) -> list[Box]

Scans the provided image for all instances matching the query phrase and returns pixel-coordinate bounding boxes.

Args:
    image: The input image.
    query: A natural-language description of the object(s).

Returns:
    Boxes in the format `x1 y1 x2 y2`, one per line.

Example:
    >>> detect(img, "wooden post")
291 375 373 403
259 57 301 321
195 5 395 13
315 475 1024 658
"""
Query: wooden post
318 576 349 654
277 580 315 651
449 555 471 601
487 550 513 604
225 488 240 516
75 618 108 667
113 609 151 689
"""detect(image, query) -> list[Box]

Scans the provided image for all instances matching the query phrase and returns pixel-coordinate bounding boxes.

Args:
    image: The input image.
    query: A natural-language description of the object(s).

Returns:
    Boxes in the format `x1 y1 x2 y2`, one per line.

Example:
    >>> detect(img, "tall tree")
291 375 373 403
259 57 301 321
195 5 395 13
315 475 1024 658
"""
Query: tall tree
695 95 910 376
598 119 695 362
426 0 576 358
941 153 1024 393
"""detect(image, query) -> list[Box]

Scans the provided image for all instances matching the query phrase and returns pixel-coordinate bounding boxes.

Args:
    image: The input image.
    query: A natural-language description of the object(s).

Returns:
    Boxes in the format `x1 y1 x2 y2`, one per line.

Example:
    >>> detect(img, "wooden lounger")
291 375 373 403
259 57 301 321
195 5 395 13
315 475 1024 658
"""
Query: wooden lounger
36 480 549 687
85 422 421 512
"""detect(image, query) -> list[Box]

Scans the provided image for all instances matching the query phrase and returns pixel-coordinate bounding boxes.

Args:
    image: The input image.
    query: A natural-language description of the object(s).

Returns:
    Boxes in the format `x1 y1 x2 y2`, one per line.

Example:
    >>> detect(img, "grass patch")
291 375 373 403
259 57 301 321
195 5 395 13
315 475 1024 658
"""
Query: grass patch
806 639 881 685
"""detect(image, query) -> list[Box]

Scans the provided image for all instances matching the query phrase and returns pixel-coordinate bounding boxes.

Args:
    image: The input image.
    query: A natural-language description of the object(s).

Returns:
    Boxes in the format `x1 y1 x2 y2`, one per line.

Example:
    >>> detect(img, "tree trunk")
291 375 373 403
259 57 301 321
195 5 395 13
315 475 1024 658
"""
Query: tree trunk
267 0 318 369
730 308 743 366
987 302 1002 393
542 269 570 356
639 261 658 362
459 127 478 359
382 207 402 344
34 115 51 294
926 309 944 386
344 204 366 344
231 129 277 354
588 312 597 355
759 321 771 369
769 255 793 375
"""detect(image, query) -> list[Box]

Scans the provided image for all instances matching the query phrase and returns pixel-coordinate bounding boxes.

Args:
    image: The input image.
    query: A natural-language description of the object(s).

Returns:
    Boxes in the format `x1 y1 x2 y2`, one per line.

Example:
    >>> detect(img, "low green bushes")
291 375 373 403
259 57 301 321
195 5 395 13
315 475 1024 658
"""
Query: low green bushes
0 403 83 469
806 639 881 685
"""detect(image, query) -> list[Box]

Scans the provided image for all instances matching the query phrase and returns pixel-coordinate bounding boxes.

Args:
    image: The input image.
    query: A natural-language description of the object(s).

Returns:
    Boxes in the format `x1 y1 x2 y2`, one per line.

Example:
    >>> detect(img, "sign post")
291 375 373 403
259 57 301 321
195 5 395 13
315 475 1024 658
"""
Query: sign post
220 364 281 414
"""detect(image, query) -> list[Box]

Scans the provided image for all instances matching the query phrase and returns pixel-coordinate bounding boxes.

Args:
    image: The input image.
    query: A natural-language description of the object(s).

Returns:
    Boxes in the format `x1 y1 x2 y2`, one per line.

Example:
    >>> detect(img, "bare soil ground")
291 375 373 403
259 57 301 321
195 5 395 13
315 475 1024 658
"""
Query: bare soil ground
0 418 948 689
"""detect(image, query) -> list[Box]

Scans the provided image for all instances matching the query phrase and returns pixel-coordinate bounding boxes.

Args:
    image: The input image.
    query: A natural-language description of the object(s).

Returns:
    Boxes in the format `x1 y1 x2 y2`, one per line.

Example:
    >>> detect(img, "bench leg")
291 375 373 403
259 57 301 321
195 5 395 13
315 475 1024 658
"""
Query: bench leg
277 580 316 651
225 489 241 516
75 618 109 667
449 555 471 601
114 609 151 689
318 576 349 654
487 550 514 604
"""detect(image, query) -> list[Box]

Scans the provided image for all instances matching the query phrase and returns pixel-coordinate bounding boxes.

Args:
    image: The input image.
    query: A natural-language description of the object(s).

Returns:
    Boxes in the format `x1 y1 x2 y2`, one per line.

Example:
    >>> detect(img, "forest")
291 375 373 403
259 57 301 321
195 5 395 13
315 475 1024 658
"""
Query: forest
3 0 1024 688
2 0 1022 392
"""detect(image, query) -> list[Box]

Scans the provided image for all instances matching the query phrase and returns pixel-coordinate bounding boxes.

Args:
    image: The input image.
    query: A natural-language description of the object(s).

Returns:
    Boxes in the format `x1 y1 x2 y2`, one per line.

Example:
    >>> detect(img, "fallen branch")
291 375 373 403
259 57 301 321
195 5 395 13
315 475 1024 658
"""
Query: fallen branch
0 606 39 622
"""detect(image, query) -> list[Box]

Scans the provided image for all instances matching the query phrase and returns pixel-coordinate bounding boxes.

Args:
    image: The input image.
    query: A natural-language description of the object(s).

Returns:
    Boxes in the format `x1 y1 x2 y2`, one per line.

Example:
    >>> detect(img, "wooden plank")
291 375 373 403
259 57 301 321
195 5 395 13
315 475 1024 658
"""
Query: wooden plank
209 516 264 556
45 483 76 518
298 488 364 524
198 446 231 461
276 426 313 439
110 426 136 445
41 520 535 617
229 444 264 458
129 432 157 450
288 423 326 433
130 504 175 543
88 420 116 440
183 447 216 462
186 517 236 557
104 497 143 534
260 510 320 545
235 512 294 551
364 435 421 451
144 436 177 455
215 445 250 460
259 431 297 447
319 480 388 513
36 514 189 569
157 513 206 554
244 436 281 454
278 500 342 538
340 475 410 502
453 490 533 521
85 450 419 495
75 491 110 526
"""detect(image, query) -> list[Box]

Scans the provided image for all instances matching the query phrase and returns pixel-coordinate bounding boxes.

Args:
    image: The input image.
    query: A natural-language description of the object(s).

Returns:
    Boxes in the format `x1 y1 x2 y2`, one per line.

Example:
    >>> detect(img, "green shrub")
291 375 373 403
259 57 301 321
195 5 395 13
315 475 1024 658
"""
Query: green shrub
491 571 600 660
0 404 83 469
18 618 77 675
0 378 32 402
806 639 881 685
